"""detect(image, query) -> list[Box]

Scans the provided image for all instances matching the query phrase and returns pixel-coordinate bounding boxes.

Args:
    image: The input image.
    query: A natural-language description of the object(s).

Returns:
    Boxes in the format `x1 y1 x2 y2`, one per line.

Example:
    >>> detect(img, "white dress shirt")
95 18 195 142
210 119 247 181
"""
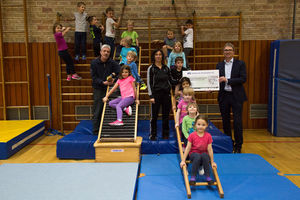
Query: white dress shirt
224 58 233 91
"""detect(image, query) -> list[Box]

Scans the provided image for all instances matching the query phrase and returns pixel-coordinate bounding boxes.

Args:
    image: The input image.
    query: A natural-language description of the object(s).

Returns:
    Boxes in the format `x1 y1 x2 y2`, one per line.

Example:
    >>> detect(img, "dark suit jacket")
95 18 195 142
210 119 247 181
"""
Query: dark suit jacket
216 59 247 103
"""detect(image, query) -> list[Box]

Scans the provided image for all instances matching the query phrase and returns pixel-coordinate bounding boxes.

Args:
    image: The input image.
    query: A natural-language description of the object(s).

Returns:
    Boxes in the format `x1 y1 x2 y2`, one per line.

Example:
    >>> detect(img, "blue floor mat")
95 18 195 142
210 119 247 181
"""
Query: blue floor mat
137 154 300 200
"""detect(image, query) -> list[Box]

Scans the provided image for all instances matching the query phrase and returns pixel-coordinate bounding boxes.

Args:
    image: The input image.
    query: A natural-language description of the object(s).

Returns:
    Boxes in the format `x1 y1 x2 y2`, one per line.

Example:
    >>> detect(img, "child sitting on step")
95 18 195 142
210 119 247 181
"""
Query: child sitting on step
103 65 139 126
125 51 147 90
180 115 217 185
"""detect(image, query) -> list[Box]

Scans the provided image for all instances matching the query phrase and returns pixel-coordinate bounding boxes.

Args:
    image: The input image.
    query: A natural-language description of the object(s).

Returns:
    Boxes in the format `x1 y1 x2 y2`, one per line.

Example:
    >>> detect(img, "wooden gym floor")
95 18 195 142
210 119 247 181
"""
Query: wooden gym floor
0 129 299 188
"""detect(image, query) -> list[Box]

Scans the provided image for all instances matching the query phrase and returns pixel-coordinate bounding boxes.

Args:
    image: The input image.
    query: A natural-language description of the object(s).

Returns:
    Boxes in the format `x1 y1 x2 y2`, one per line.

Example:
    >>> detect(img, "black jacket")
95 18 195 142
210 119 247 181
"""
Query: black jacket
216 59 247 102
147 64 177 98
90 57 120 89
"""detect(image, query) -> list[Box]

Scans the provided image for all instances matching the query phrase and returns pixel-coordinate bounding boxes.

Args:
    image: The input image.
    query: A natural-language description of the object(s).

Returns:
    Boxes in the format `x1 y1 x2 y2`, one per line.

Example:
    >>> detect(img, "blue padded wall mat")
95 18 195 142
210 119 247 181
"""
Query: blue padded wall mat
137 154 300 200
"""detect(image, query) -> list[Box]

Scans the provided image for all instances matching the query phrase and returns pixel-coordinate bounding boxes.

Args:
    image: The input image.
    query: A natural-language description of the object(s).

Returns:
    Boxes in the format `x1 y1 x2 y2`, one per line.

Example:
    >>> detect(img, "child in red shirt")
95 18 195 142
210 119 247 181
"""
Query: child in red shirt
180 115 217 185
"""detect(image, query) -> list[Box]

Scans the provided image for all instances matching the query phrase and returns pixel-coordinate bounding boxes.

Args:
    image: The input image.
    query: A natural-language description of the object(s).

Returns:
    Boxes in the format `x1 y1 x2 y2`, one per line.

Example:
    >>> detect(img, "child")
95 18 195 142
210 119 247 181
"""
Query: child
168 41 187 69
125 51 147 90
87 16 104 57
103 65 139 126
180 115 217 185
171 57 184 84
53 23 82 81
181 19 194 69
74 2 88 61
104 7 120 58
120 36 137 65
181 102 199 145
175 77 192 101
162 29 176 59
175 87 195 128
171 57 184 110
121 20 139 52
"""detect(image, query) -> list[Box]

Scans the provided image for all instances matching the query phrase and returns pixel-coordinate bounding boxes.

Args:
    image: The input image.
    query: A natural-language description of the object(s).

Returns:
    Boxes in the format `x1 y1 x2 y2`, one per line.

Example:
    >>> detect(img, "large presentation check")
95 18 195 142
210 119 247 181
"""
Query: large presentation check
183 70 219 91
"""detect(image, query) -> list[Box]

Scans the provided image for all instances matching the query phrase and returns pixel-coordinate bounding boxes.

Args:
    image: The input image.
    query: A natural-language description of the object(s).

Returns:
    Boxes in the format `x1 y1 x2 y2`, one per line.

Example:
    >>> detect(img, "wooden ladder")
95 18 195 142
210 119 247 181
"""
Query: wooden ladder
171 90 224 198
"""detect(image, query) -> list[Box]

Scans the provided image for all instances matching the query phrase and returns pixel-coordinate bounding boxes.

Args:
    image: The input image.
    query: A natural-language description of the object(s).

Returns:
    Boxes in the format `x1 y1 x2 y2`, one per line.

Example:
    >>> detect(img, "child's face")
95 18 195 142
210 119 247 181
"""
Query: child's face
195 119 208 133
106 11 114 18
91 17 98 25
78 5 86 13
182 81 190 88
187 105 197 115
175 61 183 71
126 55 135 63
183 94 192 102
55 25 62 33
174 44 181 52
122 69 130 79
127 23 134 31
167 31 174 39
186 23 193 29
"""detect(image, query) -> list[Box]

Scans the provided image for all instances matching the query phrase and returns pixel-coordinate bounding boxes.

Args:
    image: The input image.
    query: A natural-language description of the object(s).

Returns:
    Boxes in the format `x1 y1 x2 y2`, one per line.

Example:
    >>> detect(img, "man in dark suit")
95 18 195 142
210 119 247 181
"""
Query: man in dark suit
216 43 247 153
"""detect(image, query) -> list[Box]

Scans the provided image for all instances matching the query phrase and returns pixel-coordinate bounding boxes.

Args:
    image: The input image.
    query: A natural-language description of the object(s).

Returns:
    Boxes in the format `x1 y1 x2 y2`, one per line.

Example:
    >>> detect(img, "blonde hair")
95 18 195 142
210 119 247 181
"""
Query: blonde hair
127 51 137 60
124 36 132 46
182 87 195 100
127 20 134 26
186 102 199 115
173 41 183 53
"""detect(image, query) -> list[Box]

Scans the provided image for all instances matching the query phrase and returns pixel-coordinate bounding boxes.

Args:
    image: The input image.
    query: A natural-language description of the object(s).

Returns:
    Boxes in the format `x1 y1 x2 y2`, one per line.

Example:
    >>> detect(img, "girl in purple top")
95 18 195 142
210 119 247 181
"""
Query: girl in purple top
180 115 217 186
53 23 81 81
103 65 139 126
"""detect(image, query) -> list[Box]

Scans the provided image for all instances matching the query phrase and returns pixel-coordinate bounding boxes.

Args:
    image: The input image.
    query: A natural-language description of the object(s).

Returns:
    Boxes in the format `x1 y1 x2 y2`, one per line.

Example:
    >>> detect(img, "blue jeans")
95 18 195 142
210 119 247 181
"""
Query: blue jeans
75 32 87 56
104 36 115 58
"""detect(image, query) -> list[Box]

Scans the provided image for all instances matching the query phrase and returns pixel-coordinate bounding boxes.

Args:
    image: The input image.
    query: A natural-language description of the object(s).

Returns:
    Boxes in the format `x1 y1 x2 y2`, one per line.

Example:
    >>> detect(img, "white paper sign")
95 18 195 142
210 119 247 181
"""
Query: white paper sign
182 70 219 91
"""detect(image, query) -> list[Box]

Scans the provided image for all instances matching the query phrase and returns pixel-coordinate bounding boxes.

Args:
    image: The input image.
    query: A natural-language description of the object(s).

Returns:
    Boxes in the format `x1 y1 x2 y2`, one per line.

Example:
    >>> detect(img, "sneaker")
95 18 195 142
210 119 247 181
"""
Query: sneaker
109 120 124 126
189 176 196 186
206 176 214 185
140 83 147 90
75 55 80 61
66 75 71 81
82 55 86 60
198 166 204 175
72 74 82 80
124 106 132 116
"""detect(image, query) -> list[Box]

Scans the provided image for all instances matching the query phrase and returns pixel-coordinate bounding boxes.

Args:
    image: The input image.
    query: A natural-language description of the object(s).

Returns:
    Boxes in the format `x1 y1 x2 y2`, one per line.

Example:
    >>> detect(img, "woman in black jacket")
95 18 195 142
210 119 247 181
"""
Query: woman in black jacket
147 49 177 140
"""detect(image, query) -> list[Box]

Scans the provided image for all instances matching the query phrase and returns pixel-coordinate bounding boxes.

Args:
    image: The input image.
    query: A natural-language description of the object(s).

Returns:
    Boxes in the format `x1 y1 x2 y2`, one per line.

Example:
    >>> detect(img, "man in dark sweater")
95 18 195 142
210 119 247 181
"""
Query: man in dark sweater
90 44 120 135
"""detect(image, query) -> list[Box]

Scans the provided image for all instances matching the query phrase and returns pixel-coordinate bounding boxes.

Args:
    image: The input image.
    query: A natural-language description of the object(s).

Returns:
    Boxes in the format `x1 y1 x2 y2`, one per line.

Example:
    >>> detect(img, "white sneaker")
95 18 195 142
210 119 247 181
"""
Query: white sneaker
125 106 132 116
198 166 204 175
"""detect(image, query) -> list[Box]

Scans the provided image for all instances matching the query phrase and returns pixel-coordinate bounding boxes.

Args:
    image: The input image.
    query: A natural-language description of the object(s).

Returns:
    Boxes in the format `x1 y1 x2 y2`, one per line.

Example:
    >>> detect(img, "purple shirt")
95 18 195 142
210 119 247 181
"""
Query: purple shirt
54 32 68 51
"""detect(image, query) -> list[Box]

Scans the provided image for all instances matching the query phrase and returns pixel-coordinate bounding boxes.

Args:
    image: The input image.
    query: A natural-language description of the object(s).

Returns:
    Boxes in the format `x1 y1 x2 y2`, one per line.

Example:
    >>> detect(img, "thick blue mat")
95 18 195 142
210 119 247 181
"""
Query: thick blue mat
137 154 300 200
56 120 232 159
0 163 139 200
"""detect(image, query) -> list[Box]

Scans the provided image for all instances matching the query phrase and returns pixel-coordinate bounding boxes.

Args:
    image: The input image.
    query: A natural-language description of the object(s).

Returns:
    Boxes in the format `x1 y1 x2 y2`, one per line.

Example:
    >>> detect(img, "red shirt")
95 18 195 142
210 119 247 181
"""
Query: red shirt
188 131 213 154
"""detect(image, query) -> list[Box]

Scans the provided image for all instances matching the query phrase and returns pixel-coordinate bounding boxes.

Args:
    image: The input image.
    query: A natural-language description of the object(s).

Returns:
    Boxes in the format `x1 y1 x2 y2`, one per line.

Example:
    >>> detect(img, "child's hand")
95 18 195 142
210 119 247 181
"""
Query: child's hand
103 97 108 102
135 100 140 105
180 161 186 168
172 105 176 110
175 123 179 128
211 162 217 169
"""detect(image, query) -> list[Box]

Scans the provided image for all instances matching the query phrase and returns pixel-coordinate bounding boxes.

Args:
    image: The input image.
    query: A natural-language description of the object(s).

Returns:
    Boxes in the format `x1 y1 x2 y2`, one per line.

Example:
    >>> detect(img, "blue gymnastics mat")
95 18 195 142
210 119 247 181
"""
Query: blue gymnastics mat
0 162 139 200
0 120 45 159
137 154 300 200
57 120 232 159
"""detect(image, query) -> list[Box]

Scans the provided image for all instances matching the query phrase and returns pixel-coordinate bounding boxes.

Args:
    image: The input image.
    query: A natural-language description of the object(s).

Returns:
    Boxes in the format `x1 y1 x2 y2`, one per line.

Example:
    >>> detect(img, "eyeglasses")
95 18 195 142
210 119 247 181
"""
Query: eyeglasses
224 49 233 52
